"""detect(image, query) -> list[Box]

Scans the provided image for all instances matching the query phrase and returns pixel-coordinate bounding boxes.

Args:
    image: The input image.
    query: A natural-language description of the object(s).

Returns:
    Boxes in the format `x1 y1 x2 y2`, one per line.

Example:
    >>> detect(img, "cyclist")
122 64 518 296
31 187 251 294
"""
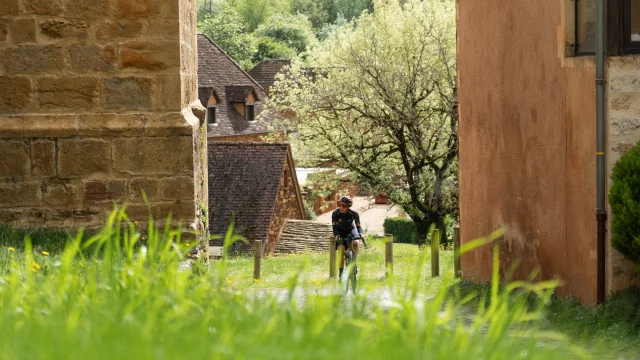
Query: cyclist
332 195 364 279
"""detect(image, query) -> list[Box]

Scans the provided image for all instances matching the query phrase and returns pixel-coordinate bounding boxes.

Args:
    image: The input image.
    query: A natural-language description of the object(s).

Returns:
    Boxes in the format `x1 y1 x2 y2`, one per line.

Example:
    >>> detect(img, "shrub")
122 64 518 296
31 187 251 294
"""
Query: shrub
383 217 418 244
609 140 640 271
303 200 317 220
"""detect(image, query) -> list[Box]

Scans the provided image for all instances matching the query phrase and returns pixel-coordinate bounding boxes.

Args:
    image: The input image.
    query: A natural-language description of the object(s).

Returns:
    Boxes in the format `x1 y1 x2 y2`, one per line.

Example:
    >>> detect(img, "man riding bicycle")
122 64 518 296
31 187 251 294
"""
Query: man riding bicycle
332 196 364 279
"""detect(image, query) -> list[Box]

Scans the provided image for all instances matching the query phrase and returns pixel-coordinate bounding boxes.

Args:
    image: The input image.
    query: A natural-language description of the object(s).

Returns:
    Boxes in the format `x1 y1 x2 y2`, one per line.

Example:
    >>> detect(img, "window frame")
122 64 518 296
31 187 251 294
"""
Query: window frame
245 104 255 122
207 105 216 125
574 0 596 55
622 0 640 53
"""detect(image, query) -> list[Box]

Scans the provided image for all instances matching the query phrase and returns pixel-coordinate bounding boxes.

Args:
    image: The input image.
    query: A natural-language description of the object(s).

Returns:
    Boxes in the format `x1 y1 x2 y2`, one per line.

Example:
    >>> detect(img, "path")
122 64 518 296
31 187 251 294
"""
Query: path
316 196 402 236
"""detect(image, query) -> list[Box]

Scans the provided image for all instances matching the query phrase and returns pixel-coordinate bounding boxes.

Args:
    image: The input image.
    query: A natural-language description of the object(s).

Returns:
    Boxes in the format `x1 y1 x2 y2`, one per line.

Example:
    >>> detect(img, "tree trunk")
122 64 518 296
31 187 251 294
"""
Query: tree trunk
435 216 449 248
413 217 432 246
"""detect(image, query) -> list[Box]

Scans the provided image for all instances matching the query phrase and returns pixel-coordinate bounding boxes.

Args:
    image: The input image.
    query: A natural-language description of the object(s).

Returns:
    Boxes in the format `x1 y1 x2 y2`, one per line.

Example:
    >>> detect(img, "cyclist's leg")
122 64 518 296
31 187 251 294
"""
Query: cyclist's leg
350 228 360 260
337 237 346 278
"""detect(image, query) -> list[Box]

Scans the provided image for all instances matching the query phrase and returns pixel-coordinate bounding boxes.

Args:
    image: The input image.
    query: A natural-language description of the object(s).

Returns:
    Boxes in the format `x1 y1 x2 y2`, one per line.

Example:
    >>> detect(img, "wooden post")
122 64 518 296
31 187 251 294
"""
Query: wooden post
253 240 262 280
385 234 393 277
453 226 461 278
329 236 336 278
431 229 440 277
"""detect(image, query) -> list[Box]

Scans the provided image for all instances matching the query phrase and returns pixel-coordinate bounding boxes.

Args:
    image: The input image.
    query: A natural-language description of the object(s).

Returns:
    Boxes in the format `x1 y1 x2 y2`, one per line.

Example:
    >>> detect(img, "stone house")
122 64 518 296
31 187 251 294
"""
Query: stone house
207 142 306 255
457 0 640 304
0 0 208 250
247 60 291 98
197 34 283 142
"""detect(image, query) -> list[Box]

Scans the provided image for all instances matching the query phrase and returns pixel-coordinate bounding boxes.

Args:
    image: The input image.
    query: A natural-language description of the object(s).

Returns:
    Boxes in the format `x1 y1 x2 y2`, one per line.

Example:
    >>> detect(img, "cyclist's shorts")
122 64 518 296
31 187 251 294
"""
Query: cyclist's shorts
335 228 360 249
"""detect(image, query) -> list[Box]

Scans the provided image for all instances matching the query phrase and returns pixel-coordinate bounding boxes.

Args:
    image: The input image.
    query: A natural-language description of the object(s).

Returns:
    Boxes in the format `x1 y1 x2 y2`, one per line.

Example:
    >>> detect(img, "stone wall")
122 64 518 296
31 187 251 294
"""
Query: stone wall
606 56 640 293
265 161 305 254
0 0 208 249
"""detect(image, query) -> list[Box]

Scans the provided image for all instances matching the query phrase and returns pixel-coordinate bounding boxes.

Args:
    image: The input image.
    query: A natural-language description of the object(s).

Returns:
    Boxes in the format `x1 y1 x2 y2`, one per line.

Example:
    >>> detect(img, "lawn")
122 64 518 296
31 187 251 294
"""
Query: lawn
0 209 636 359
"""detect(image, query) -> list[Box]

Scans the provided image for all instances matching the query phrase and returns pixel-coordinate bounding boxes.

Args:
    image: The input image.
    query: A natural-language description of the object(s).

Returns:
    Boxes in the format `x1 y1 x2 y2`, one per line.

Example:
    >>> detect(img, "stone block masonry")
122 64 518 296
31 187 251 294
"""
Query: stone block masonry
0 0 209 252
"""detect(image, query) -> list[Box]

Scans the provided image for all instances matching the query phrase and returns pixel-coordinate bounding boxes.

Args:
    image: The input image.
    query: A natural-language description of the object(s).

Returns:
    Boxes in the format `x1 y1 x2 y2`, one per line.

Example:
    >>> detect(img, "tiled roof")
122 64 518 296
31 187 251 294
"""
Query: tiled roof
226 85 257 103
197 33 272 138
208 142 290 254
248 60 291 87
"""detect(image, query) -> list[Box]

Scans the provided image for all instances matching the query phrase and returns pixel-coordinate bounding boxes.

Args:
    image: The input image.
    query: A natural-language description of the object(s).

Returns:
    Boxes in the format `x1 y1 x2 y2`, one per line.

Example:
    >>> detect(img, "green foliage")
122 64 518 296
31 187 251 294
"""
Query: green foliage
609 140 640 270
198 7 257 69
383 217 418 244
252 36 297 63
227 0 292 32
291 0 329 29
303 170 342 200
255 13 316 54
303 200 317 220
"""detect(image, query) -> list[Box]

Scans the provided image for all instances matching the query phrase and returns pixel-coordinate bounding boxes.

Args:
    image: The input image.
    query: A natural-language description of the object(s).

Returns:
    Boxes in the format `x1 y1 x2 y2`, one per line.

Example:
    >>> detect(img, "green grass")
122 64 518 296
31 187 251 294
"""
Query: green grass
0 207 616 359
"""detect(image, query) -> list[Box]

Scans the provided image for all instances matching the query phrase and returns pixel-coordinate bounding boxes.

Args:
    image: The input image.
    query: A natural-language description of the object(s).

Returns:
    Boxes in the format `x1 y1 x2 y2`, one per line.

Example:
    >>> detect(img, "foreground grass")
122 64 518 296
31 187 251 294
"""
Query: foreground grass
0 211 609 359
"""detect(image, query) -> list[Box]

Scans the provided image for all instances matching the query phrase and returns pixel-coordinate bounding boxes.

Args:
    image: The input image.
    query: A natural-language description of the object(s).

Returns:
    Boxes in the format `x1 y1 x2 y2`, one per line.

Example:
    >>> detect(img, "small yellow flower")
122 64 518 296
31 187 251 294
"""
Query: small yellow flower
31 268 37 273
226 277 233 284
8 247 14 252
134 221 139 225
94 260 99 263
42 251 49 256
32 262 41 270
253 279 262 284
10 255 14 259
186 243 190 246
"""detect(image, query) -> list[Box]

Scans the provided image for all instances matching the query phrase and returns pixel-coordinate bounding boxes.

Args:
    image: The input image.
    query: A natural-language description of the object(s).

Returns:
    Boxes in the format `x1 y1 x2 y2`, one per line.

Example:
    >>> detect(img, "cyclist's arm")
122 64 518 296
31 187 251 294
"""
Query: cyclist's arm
353 211 364 236
331 211 339 237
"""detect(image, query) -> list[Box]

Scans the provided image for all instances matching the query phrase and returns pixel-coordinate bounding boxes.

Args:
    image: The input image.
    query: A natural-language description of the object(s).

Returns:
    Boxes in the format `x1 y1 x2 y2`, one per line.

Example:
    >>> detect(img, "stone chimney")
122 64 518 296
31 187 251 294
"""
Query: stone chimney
0 0 208 250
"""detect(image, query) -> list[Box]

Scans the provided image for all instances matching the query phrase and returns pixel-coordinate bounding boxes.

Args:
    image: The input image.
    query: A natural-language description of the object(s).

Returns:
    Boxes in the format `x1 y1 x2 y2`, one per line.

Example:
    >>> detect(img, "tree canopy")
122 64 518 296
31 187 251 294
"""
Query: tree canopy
268 0 458 243
196 0 373 69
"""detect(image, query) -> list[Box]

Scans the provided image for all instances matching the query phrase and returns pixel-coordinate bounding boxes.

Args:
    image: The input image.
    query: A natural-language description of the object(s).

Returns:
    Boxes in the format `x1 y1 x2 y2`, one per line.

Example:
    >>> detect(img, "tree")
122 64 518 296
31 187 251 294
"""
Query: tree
198 6 257 69
252 37 297 63
255 13 317 54
268 0 458 244
227 0 291 32
291 0 329 30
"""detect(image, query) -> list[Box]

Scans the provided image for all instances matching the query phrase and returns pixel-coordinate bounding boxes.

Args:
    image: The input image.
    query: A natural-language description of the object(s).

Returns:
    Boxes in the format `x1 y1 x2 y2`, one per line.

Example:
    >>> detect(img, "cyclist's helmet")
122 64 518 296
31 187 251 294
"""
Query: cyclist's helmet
338 196 353 207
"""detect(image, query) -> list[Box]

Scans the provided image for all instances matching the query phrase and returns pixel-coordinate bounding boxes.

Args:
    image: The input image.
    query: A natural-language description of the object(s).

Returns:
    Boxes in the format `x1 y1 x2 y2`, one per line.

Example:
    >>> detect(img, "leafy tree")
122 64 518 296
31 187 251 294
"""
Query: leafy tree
253 37 297 63
323 0 373 24
268 0 458 244
255 13 317 54
227 0 291 32
317 13 349 40
198 6 257 69
609 140 640 271
291 0 329 29
196 0 225 22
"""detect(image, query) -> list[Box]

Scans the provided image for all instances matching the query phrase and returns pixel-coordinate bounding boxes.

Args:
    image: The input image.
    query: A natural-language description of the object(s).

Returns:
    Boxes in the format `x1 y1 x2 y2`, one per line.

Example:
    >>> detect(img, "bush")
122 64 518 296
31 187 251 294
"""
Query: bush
304 200 317 220
383 217 418 244
609 140 640 271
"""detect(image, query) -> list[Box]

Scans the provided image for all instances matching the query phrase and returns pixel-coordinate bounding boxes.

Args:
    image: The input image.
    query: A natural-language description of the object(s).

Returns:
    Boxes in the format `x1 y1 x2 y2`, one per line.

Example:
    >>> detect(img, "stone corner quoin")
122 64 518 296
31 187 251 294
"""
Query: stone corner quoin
0 0 208 242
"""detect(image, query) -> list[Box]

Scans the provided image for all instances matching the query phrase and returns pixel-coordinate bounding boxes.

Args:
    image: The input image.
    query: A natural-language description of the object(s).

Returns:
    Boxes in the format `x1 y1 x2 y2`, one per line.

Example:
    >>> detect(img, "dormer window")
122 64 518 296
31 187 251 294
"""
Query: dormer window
245 104 255 122
207 106 216 125
206 89 220 126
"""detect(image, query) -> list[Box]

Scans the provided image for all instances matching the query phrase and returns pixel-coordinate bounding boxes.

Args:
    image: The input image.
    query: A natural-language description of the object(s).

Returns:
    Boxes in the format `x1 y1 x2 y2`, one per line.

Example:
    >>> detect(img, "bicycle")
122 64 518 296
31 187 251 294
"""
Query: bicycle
337 234 363 294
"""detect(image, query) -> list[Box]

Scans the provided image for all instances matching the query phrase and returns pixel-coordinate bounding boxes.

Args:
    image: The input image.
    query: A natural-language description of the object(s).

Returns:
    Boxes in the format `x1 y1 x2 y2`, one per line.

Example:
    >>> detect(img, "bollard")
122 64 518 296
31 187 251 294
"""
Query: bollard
453 226 461 278
253 240 262 280
384 234 393 276
431 229 440 277
329 236 336 278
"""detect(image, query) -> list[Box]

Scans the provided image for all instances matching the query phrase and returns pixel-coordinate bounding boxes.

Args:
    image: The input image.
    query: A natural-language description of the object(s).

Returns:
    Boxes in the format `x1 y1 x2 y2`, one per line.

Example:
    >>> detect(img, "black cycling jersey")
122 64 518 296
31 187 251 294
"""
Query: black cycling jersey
331 208 363 237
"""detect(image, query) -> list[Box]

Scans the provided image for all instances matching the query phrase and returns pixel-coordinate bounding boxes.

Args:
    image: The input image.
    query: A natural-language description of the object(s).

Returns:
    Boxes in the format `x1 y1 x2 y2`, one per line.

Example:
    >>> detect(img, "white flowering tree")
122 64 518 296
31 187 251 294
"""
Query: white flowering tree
268 0 457 244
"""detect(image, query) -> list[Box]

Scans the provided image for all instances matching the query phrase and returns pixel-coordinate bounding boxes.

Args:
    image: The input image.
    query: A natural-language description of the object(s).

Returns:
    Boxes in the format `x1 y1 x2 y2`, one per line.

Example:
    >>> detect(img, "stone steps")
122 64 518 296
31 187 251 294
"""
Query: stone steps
272 220 333 255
